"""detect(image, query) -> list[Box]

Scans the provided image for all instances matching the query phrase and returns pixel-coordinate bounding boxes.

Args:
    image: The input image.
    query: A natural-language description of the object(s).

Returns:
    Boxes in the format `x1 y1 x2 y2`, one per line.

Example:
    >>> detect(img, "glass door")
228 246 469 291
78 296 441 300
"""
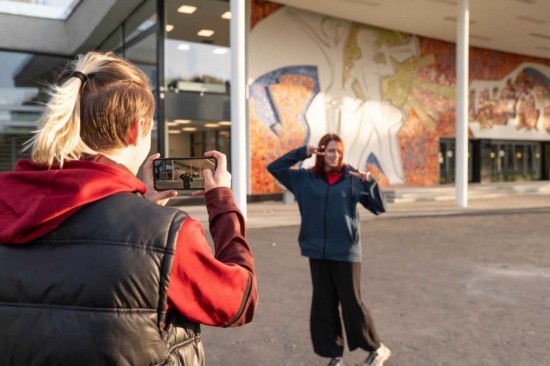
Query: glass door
490 141 542 181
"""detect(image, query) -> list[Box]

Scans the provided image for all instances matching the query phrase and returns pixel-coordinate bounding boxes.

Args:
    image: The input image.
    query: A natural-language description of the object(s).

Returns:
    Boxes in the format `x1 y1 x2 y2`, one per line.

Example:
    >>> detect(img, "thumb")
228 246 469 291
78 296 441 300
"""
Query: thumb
203 169 214 189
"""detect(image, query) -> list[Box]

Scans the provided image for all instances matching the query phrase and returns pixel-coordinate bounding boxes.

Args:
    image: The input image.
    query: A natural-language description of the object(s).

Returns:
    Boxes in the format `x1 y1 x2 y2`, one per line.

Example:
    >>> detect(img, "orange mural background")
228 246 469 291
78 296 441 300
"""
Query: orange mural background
249 0 550 193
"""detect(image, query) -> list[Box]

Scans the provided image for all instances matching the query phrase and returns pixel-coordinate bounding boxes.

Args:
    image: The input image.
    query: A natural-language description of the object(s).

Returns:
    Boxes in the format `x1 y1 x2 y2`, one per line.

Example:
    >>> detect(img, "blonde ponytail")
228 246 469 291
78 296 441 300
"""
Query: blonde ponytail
25 71 96 167
24 51 154 167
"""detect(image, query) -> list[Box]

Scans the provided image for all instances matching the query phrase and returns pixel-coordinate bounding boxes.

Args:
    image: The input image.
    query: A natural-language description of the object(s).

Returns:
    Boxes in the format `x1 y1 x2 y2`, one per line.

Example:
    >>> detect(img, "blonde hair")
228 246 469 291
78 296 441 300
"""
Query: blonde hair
25 51 155 167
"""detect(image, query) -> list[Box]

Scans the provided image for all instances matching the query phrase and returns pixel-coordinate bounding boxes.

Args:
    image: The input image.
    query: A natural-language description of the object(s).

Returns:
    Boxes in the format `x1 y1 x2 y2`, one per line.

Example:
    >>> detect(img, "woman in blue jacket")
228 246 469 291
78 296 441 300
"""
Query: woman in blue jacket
268 133 390 366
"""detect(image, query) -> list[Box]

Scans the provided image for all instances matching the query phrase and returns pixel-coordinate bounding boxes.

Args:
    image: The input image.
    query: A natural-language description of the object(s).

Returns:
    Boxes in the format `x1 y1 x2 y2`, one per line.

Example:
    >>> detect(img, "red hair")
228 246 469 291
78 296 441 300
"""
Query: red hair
312 133 344 177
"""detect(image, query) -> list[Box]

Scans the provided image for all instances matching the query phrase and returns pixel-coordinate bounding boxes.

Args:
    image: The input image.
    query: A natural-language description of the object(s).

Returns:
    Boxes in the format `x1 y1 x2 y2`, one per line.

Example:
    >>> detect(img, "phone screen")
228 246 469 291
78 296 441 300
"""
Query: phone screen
153 157 217 191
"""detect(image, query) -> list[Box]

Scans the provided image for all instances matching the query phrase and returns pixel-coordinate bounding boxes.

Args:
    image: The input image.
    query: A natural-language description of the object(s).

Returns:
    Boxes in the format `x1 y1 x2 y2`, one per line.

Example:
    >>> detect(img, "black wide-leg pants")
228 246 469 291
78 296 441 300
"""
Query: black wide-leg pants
309 258 381 358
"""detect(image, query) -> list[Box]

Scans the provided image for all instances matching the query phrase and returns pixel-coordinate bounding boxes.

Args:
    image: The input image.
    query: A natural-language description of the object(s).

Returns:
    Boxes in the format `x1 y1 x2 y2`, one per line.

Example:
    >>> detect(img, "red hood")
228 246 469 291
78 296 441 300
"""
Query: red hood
0 158 146 244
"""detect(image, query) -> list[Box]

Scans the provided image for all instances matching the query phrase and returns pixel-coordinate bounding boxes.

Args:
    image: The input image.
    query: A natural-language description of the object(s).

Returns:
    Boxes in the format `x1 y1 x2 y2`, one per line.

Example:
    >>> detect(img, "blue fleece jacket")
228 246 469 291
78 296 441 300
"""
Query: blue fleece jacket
267 146 386 262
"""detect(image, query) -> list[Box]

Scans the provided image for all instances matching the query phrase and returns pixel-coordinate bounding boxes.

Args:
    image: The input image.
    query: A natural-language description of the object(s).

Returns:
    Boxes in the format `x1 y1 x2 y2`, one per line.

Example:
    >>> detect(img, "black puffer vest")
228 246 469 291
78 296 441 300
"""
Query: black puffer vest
0 193 204 366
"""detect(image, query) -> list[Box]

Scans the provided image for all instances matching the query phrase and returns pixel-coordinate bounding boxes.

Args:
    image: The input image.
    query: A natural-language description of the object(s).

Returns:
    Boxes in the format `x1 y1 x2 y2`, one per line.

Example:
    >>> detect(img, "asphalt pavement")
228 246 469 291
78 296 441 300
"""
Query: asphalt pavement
173 185 550 366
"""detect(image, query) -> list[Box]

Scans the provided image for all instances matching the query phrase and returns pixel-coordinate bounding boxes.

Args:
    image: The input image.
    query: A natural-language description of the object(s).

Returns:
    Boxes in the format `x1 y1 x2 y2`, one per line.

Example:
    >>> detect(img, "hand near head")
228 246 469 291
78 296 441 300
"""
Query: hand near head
306 145 325 157
142 153 177 205
349 169 372 182
191 150 231 197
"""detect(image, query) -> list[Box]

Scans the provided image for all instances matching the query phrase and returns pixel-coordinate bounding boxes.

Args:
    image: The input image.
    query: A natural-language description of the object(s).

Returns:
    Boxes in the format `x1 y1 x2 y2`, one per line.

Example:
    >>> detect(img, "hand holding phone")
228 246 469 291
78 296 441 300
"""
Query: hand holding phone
202 150 231 193
142 153 178 205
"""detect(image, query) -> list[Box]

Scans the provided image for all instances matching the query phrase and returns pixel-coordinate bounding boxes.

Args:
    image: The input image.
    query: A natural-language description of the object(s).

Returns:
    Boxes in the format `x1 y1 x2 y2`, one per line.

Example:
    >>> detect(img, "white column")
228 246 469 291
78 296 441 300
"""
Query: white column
456 0 469 207
230 0 248 219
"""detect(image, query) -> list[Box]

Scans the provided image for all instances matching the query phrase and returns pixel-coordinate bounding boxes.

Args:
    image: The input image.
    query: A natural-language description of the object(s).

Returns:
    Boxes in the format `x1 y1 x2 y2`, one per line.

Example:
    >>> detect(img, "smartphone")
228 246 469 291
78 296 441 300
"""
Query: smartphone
153 157 217 191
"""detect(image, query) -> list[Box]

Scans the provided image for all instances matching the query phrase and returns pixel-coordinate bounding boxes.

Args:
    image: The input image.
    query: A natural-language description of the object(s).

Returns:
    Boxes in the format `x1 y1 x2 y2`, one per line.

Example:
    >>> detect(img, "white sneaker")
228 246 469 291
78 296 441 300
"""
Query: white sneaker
327 357 344 366
363 343 391 366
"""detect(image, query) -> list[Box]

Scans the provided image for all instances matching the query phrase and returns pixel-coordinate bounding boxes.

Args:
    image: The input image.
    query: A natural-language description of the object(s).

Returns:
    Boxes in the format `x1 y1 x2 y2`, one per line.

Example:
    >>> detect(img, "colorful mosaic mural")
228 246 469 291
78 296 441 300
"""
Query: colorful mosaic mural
249 0 550 194
249 67 319 194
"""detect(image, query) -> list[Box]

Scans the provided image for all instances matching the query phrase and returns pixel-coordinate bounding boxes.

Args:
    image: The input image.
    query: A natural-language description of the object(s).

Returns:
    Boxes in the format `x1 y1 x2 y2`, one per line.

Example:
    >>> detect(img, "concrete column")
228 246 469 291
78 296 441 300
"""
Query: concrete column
456 0 469 207
230 0 248 219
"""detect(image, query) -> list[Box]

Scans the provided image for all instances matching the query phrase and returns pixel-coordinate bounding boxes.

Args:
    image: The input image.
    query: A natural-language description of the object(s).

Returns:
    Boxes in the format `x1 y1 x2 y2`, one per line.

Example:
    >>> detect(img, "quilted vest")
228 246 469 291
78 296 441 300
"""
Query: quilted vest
0 192 204 366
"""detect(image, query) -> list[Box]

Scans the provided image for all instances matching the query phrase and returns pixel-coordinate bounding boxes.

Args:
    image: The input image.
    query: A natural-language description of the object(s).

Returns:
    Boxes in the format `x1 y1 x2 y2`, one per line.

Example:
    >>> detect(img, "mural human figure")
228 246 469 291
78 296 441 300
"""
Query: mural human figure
469 63 550 139
288 9 352 148
345 29 416 184
289 10 413 184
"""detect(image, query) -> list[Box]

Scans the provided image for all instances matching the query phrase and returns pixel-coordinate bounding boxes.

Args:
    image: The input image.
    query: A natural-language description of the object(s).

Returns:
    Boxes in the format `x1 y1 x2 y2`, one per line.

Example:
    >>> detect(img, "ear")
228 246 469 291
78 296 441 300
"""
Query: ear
126 118 144 146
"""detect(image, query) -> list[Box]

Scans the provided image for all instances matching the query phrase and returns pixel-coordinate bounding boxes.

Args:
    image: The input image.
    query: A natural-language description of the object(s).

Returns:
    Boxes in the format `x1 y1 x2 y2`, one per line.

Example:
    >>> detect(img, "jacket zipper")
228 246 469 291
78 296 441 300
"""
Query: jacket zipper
322 185 330 259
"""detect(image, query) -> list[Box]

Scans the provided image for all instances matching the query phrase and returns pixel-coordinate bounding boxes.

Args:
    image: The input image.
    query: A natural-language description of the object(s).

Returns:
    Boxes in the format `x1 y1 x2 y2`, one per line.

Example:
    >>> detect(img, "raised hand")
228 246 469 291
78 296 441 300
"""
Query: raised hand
306 145 326 157
191 150 232 196
142 153 177 205
349 169 372 182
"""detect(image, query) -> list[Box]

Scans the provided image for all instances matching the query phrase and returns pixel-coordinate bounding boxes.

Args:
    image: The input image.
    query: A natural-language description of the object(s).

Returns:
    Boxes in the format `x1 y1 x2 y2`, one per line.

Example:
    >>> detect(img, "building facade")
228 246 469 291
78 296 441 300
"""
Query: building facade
1 0 549 197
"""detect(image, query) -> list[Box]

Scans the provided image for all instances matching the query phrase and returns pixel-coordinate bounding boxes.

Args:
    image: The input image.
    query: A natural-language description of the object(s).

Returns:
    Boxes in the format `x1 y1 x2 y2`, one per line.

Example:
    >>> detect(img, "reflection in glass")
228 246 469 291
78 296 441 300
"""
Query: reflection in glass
0 51 71 171
124 0 157 42
165 0 230 90
126 32 158 89
164 0 231 167
166 40 230 92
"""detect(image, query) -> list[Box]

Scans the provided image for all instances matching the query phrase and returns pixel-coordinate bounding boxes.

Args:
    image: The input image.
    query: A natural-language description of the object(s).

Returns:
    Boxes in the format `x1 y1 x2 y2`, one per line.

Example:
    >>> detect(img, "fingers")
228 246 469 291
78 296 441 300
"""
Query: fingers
142 153 160 185
315 145 326 156
202 167 215 191
350 170 371 182
307 145 326 157
201 154 231 192
144 189 177 206
204 150 226 171
191 190 205 197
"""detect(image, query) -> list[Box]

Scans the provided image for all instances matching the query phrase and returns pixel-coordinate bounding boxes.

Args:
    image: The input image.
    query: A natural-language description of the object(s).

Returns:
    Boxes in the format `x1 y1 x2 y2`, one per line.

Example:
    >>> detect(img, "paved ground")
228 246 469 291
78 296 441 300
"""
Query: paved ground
185 197 550 366
180 193 550 230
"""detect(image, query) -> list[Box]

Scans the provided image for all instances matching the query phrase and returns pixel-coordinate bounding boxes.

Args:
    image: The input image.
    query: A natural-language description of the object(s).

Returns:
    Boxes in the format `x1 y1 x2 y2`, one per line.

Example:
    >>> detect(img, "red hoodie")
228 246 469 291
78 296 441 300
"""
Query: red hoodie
0 157 256 327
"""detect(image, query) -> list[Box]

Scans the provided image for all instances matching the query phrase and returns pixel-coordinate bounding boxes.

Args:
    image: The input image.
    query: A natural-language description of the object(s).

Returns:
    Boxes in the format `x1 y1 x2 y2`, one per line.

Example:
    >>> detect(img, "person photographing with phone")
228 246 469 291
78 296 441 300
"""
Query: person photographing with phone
0 51 257 366
267 133 390 366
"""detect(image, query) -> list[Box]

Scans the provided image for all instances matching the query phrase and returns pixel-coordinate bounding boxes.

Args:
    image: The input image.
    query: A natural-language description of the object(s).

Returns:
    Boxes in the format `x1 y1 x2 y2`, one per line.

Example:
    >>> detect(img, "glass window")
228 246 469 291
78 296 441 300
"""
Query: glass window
126 29 158 157
124 0 157 43
125 31 158 90
100 27 123 53
0 51 71 171
164 0 231 161
165 0 230 90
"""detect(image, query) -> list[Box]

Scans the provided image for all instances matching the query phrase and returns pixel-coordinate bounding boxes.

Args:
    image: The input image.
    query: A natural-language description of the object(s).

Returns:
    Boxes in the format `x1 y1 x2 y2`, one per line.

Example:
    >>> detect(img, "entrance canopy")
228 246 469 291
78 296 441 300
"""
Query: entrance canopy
272 0 550 60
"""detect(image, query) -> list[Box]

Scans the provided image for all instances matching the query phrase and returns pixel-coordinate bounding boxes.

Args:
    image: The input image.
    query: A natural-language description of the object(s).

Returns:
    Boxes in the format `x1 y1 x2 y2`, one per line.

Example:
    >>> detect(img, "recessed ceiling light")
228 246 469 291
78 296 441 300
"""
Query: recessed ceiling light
182 127 198 132
174 119 191 124
221 11 231 19
213 48 228 54
218 121 231 126
197 29 215 37
177 43 190 51
165 24 174 32
169 130 182 134
177 5 197 14
204 123 219 128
